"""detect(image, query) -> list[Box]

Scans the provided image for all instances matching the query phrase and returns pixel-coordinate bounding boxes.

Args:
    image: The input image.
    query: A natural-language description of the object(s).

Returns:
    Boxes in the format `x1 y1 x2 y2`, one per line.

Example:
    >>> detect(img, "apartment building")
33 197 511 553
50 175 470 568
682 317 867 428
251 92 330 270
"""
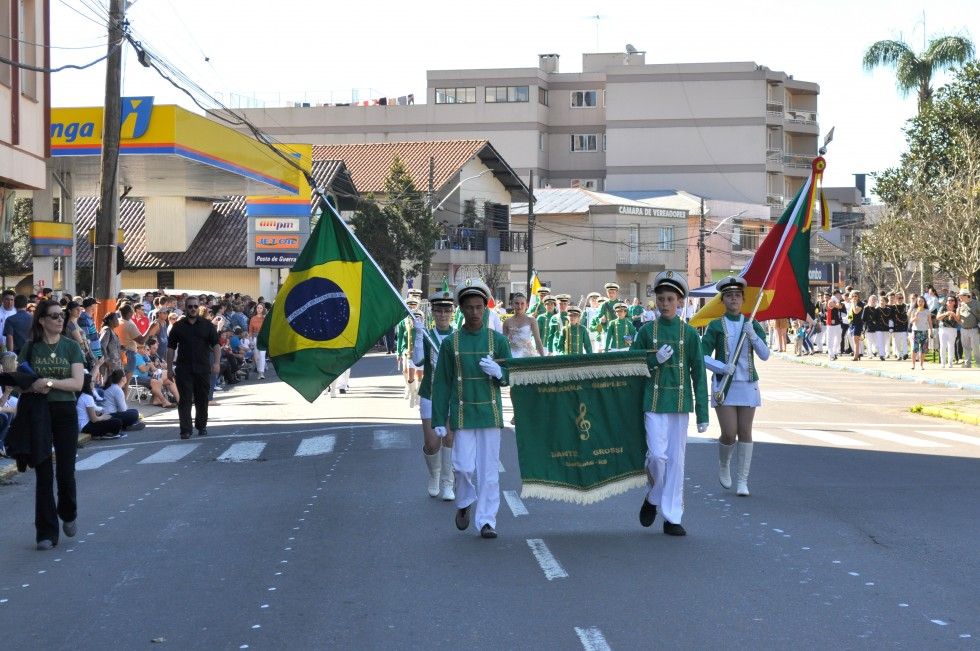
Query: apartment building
237 49 819 210
1 0 50 197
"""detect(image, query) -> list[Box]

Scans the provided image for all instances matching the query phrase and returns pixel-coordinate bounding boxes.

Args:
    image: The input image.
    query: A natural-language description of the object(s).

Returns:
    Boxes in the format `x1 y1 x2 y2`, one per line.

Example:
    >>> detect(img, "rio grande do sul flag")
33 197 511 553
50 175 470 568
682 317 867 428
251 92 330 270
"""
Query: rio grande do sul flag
258 198 405 402
690 157 827 327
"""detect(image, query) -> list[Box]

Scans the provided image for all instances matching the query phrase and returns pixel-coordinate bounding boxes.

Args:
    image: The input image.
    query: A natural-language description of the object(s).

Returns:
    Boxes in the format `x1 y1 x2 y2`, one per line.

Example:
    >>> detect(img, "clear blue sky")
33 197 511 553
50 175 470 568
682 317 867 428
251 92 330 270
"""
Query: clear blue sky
50 0 979 196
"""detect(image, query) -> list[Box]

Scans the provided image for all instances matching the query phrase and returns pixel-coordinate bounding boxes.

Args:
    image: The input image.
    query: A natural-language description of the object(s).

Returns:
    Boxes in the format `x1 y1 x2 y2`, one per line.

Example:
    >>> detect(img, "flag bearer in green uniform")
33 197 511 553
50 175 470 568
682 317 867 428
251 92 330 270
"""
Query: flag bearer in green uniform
547 294 571 353
557 306 593 355
536 296 557 356
431 278 512 539
530 287 551 318
412 290 457 501
604 302 636 351
630 271 708 536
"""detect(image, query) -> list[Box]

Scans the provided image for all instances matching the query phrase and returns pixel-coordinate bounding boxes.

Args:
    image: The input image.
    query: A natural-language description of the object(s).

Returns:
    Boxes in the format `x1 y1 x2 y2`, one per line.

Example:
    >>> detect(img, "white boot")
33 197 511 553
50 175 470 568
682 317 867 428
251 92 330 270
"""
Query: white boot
403 379 411 399
438 445 455 501
736 442 754 496
423 449 441 497
406 380 416 405
718 442 735 489
409 381 420 408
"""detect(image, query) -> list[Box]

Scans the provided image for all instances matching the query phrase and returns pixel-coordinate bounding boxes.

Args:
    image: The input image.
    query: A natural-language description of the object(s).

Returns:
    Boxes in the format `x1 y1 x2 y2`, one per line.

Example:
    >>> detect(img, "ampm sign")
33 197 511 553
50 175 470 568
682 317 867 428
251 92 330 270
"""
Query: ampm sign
50 96 154 146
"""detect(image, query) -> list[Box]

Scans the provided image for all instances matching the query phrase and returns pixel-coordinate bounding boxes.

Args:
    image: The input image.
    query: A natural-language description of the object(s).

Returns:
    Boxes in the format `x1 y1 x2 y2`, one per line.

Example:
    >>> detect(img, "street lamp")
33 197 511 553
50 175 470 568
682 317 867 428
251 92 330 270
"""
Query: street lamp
698 209 749 287
432 169 495 213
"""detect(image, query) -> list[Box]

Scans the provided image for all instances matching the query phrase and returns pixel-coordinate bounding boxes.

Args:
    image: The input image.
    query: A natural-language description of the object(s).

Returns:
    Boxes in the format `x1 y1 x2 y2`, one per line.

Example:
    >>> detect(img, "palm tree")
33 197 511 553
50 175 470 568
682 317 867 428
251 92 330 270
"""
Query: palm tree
863 35 975 112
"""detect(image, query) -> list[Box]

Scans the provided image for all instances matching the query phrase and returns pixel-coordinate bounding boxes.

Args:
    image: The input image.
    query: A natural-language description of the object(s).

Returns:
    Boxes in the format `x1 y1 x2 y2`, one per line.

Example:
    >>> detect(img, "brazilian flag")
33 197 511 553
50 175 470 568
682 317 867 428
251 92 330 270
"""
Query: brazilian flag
258 199 406 402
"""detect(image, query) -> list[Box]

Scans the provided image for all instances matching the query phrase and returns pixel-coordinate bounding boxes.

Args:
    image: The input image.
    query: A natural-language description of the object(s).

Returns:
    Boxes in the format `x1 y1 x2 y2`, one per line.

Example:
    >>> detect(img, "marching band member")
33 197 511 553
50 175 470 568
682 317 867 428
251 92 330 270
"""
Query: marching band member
557 306 592 355
396 298 422 403
546 294 571 353
597 282 620 329
530 286 551 318
603 302 636 351
536 296 557 356
630 271 708 536
412 290 457 501
431 279 512 539
700 276 770 497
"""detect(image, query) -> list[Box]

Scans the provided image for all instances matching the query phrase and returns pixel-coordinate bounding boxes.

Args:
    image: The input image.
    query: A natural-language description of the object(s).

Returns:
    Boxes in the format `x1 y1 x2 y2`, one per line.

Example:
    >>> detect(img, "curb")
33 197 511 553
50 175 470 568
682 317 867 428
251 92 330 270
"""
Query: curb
0 433 93 482
917 405 980 427
773 352 980 392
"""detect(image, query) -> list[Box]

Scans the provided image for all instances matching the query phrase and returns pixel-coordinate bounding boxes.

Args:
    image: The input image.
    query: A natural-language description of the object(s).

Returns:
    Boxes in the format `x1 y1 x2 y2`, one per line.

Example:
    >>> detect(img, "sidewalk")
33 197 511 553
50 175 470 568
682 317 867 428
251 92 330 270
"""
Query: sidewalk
914 399 980 427
773 351 980 392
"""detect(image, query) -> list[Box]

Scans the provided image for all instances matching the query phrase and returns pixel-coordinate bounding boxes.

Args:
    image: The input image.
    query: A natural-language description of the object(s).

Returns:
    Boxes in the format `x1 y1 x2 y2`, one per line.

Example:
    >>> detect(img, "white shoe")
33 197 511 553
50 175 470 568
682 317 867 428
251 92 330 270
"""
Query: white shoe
423 450 440 498
258 374 265 380
718 442 735 489
438 445 455 501
736 442 754 496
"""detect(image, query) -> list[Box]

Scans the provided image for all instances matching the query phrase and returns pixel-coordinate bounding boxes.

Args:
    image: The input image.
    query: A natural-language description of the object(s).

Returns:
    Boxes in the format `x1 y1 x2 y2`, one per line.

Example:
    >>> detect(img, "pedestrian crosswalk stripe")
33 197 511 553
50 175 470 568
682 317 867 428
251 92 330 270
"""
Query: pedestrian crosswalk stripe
766 389 840 403
372 430 409 449
752 430 788 444
503 490 528 516
526 538 568 580
76 448 134 471
294 435 336 457
574 627 612 651
217 442 266 462
784 429 870 447
856 429 949 448
139 444 201 464
915 430 980 447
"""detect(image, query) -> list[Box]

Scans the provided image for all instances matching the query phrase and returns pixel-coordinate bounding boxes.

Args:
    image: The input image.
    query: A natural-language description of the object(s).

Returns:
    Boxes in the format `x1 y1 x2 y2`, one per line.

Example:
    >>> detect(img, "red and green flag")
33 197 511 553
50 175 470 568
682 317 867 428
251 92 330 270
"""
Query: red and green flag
690 157 829 327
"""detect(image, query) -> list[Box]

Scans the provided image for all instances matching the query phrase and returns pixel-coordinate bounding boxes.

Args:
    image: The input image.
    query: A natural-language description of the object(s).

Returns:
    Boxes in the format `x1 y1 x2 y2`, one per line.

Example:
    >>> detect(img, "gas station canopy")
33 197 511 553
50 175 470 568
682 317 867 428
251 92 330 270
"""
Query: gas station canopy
49 97 302 198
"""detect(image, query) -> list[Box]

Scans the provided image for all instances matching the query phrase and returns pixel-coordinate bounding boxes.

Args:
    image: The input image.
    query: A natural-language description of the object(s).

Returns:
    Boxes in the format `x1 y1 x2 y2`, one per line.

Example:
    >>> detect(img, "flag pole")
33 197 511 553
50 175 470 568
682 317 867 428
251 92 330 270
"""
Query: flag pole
715 156 824 402
310 183 438 350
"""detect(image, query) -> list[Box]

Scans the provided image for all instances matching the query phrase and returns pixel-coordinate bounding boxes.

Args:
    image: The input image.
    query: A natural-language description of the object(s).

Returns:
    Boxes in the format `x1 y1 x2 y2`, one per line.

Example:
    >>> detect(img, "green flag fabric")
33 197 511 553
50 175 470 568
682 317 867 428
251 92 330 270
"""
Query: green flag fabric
258 200 406 402
507 351 650 504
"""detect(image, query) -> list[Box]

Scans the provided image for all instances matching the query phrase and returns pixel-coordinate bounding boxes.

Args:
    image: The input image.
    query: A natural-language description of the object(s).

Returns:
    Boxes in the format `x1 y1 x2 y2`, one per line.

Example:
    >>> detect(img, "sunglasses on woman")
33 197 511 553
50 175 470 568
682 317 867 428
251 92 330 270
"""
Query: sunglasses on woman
45 312 64 320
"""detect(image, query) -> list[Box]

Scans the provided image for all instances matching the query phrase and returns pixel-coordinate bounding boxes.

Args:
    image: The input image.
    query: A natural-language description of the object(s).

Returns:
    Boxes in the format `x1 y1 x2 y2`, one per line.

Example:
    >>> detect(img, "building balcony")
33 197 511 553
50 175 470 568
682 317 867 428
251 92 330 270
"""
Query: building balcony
784 108 819 134
432 227 527 265
616 248 668 272
766 193 785 206
782 153 813 169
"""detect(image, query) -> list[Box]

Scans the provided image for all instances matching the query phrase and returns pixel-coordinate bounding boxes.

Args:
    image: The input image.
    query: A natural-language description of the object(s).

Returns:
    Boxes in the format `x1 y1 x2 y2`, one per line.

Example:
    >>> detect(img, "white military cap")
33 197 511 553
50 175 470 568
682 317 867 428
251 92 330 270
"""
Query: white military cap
715 275 747 295
455 278 492 305
654 270 688 297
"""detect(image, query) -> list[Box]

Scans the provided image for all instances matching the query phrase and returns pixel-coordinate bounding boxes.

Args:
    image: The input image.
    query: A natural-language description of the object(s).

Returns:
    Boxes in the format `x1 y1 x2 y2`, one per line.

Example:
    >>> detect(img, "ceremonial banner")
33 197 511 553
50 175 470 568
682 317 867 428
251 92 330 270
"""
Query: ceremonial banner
507 352 650 504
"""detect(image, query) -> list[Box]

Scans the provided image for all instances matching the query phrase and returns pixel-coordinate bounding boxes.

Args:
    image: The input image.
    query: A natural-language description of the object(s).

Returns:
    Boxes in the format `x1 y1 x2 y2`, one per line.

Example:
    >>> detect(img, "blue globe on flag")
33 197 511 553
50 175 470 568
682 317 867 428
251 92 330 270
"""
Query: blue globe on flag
284 277 350 341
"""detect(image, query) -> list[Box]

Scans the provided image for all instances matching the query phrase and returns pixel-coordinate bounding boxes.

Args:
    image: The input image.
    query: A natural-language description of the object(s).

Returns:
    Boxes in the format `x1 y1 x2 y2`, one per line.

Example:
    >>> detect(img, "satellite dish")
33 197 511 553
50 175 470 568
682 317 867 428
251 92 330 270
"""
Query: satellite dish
626 44 638 54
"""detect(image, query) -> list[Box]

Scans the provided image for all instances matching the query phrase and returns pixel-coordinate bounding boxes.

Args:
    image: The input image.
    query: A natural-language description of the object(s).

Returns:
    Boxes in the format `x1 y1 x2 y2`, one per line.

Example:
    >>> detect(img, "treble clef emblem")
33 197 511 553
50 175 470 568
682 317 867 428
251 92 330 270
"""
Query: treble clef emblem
575 403 592 441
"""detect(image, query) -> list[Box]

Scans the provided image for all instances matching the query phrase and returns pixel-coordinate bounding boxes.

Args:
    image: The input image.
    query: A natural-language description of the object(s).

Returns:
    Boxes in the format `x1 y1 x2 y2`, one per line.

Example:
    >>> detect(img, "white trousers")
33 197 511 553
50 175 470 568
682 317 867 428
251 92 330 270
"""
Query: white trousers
826 325 842 359
254 349 267 374
644 412 688 525
938 328 957 367
453 428 501 529
329 368 351 396
889 331 908 357
869 331 886 357
961 328 979 367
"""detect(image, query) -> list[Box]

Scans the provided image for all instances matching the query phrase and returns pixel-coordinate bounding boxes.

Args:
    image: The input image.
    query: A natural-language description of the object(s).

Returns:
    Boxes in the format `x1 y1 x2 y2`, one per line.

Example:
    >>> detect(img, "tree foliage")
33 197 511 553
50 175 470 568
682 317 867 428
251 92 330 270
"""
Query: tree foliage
348 192 408 290
857 210 918 291
0 197 33 289
863 35 975 111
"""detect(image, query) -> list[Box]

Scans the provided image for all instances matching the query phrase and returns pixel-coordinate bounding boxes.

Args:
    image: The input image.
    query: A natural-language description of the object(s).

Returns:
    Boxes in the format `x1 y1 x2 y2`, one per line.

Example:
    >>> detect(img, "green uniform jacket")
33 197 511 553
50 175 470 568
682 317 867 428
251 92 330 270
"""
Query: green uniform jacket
536 311 554 352
417 326 454 400
547 311 569 352
604 317 636 351
431 326 512 430
700 315 767 383
557 323 593 355
598 300 617 327
530 300 548 318
630 316 708 423
396 318 416 356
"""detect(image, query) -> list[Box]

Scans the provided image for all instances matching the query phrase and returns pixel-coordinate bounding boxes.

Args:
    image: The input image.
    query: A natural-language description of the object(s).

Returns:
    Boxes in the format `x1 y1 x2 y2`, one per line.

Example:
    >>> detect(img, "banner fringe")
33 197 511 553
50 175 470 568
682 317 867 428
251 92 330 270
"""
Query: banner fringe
520 475 648 505
509 361 650 386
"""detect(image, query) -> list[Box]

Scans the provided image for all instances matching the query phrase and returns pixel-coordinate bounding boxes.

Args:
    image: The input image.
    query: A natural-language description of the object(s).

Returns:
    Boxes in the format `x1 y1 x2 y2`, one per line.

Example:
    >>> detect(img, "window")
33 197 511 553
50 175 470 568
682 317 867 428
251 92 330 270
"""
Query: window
538 88 549 106
602 133 607 151
156 271 175 289
570 134 598 152
19 0 37 99
434 87 475 104
659 226 675 251
0 1 10 87
538 133 545 151
570 90 598 108
485 85 529 103
570 179 599 190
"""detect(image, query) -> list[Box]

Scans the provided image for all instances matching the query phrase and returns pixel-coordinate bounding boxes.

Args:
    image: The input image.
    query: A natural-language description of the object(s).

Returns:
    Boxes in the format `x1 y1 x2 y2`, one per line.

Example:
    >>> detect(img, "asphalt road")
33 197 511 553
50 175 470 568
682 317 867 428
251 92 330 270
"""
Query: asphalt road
0 352 977 649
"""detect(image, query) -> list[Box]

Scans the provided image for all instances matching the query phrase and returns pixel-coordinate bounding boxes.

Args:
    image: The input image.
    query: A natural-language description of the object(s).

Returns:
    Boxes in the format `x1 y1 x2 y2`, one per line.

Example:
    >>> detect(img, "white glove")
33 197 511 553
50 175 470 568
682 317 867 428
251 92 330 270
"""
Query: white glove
413 316 424 330
655 344 674 364
697 422 709 433
434 426 448 438
479 355 503 380
742 321 758 341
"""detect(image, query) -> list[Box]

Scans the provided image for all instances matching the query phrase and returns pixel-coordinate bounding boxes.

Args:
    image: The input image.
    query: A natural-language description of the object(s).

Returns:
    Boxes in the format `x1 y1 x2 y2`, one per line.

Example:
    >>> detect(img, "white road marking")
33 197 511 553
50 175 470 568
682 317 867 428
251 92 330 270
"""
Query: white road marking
915 430 980 447
574 626 612 651
76 448 134 471
372 430 410 449
931 619 948 626
217 442 266 462
856 429 948 448
294 435 336 457
503 490 528 516
766 389 840 403
752 429 788 444
784 429 870 447
139 444 201 464
526 539 568 580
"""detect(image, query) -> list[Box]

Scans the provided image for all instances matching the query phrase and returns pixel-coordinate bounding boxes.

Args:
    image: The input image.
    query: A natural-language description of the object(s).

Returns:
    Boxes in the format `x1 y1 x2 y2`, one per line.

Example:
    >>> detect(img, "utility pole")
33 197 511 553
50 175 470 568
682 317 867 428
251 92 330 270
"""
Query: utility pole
421 156 434 294
698 197 706 288
94 0 125 300
526 170 535 296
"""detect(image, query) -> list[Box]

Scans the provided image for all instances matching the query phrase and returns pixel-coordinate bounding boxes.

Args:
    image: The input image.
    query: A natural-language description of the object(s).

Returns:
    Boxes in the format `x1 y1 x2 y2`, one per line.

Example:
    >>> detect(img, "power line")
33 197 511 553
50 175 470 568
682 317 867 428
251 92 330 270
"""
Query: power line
0 41 120 73
55 0 109 28
0 33 107 50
